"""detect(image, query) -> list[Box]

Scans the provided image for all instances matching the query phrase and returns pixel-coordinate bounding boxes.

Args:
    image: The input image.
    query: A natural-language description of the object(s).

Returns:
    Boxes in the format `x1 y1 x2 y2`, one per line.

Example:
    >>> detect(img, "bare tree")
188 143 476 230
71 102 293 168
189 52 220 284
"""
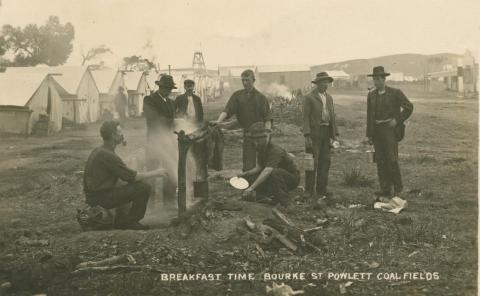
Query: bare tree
81 45 111 66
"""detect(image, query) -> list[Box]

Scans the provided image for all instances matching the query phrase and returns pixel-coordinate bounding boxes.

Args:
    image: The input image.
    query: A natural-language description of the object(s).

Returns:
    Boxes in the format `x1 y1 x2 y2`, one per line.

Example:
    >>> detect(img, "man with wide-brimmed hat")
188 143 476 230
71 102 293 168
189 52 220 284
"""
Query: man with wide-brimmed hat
303 72 339 200
366 66 413 199
143 74 178 208
238 122 300 206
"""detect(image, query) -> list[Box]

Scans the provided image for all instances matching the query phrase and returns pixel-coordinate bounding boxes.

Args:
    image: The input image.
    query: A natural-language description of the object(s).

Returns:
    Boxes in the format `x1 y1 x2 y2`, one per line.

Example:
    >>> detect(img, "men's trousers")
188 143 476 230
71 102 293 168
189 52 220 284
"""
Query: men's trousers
242 133 257 172
87 181 151 227
311 126 331 196
246 168 300 203
373 123 403 195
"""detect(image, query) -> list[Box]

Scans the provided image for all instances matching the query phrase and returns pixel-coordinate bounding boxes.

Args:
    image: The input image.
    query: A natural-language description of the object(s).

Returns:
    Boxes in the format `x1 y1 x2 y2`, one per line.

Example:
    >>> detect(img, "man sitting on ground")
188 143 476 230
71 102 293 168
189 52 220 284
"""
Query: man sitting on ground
238 122 300 206
83 120 166 230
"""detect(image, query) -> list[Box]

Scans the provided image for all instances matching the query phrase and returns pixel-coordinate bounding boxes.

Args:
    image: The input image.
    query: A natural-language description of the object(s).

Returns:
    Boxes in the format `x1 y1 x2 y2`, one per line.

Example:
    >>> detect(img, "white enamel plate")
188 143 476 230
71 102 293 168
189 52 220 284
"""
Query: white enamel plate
229 177 249 190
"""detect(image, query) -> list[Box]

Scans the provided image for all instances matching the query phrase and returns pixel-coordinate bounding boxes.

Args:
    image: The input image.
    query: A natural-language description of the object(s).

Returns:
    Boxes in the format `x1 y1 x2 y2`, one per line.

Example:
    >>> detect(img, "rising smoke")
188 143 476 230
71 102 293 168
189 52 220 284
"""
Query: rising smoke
262 82 293 100
140 118 199 226
123 117 199 226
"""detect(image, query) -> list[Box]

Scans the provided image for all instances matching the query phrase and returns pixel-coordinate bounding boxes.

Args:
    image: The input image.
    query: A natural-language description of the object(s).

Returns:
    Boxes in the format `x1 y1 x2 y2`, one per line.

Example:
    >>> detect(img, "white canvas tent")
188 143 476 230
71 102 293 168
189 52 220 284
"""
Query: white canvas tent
91 68 126 116
6 66 100 124
0 72 63 134
123 71 148 116
146 72 159 94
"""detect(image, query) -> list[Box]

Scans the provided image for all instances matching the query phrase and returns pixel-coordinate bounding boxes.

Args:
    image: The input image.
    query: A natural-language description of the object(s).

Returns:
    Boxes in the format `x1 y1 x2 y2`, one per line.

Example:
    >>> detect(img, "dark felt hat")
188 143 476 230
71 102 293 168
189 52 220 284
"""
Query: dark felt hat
312 72 334 83
368 66 390 77
155 75 177 89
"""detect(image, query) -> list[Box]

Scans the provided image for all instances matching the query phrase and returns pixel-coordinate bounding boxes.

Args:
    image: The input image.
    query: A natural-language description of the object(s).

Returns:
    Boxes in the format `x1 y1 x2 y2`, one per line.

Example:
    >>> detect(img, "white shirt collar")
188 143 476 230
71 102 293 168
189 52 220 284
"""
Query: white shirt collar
317 90 326 103
157 91 167 102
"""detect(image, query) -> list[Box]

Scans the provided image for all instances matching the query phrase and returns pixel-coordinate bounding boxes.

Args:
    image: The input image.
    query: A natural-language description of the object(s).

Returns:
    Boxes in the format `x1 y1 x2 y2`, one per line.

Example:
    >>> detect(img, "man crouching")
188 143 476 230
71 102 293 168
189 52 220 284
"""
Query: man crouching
238 122 300 206
83 120 166 230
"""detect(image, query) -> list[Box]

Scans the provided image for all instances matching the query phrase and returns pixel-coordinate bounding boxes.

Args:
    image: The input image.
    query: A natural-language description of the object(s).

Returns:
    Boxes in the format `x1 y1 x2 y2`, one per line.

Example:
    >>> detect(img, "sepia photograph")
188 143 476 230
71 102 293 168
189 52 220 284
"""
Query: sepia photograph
0 0 478 295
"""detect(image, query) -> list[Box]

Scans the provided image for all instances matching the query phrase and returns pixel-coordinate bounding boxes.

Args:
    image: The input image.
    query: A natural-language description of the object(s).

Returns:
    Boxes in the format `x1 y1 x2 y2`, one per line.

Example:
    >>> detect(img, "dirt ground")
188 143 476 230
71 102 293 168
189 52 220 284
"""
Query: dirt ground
0 89 477 296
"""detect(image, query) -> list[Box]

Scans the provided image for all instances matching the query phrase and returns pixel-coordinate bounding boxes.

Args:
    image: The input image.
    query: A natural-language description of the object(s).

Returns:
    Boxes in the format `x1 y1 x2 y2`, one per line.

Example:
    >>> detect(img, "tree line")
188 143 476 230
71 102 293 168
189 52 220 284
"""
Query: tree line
0 16 157 71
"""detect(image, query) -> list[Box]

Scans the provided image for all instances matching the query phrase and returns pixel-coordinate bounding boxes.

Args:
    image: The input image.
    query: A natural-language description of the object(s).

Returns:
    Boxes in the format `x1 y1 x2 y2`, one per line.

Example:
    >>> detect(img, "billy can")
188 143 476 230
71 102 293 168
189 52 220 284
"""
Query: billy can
366 150 375 163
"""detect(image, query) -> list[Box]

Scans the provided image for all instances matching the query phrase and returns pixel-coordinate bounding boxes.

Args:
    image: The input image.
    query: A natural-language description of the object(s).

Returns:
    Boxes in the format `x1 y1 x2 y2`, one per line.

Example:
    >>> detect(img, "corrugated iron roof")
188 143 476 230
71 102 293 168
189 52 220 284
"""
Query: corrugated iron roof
427 69 457 78
219 66 255 77
325 70 350 78
218 67 230 76
6 66 88 94
257 64 310 73
0 72 49 106
229 66 256 77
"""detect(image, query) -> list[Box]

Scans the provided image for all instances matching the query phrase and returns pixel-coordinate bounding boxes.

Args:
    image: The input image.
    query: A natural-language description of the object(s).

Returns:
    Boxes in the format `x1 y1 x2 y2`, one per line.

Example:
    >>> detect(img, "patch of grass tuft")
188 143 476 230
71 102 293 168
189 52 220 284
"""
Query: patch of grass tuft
415 155 437 164
342 167 374 187
443 157 467 165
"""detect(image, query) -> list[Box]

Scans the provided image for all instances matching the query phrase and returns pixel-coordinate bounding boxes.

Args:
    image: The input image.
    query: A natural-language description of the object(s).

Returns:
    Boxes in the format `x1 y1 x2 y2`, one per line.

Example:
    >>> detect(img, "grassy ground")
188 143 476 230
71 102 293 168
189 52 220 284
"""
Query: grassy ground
0 89 477 296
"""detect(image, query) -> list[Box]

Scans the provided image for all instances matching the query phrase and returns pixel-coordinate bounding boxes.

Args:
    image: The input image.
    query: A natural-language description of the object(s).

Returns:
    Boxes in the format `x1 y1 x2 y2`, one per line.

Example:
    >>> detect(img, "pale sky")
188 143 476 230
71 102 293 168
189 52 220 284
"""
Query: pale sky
1 0 479 68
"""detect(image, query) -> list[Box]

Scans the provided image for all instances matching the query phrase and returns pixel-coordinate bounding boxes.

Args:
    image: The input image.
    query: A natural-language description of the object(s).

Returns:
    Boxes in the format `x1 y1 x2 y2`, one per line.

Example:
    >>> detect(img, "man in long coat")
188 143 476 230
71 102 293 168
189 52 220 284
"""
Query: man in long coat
143 75 177 208
366 66 413 198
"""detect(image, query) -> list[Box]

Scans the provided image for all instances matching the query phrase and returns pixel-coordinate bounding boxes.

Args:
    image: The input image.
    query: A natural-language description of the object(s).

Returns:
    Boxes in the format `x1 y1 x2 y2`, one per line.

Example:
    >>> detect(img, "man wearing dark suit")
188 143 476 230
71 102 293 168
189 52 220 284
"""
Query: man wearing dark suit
366 66 413 199
303 72 339 199
143 75 177 208
175 79 204 124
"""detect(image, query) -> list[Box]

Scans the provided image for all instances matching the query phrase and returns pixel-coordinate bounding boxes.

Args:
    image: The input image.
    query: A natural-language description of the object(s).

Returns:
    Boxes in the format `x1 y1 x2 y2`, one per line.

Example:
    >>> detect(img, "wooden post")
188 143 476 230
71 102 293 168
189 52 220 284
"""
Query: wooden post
176 125 216 217
177 130 190 215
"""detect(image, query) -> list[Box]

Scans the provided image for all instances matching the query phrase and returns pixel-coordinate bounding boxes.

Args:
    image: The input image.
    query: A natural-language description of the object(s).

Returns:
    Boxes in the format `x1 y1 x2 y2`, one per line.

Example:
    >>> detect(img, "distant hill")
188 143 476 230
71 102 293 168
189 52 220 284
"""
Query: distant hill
312 53 462 78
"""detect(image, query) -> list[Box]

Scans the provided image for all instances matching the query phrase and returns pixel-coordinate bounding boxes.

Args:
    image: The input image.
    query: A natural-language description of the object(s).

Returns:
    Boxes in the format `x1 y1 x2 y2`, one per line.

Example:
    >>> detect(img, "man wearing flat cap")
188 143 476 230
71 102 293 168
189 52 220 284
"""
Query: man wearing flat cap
238 122 300 206
175 79 207 183
143 74 178 208
175 79 204 124
214 69 272 172
303 72 339 199
366 66 413 199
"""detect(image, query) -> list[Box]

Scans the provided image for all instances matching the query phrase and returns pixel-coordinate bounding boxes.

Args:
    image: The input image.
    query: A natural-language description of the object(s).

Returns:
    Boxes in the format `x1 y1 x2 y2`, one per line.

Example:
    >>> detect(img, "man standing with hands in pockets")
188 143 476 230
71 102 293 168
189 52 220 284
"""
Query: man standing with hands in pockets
303 72 339 201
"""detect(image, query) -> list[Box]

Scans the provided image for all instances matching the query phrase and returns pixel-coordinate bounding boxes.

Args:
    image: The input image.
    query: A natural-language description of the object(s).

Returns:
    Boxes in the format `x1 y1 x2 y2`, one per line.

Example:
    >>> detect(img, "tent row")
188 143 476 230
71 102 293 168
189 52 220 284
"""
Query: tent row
0 66 157 135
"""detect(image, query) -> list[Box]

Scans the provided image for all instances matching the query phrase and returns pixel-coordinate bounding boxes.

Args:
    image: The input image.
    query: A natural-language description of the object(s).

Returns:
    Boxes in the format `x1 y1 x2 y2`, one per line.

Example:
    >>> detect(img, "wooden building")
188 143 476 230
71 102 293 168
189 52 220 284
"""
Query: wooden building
427 51 478 96
257 64 311 91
